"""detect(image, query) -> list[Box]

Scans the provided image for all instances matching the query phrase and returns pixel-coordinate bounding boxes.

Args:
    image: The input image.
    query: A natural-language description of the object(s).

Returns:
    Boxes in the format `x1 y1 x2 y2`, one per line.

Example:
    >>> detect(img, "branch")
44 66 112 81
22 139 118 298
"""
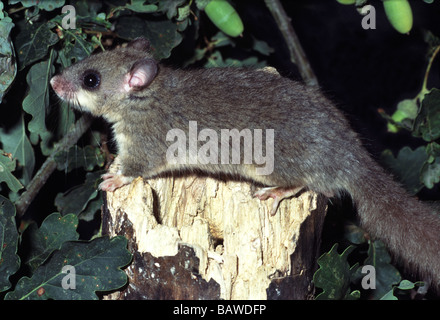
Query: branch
264 0 318 86
15 114 94 218
421 45 440 96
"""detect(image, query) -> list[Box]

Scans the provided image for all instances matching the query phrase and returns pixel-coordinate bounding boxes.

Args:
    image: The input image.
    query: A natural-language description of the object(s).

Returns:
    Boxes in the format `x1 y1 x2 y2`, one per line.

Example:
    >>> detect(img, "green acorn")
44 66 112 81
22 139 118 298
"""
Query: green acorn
383 0 413 34
336 0 356 5
204 0 244 37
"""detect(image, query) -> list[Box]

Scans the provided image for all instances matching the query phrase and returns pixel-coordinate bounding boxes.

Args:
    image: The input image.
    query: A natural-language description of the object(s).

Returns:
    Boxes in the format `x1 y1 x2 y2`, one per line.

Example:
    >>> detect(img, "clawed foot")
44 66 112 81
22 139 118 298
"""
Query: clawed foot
99 173 134 192
253 186 304 216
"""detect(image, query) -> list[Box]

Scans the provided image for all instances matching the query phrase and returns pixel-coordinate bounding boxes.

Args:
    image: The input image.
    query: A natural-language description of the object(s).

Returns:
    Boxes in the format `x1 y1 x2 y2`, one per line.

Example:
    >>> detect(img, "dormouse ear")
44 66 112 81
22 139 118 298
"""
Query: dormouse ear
127 38 151 52
124 58 158 92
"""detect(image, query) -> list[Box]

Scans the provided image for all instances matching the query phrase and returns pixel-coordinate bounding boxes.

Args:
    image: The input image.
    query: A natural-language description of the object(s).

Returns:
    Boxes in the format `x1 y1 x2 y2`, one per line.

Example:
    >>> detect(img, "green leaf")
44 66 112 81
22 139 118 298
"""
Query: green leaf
55 171 103 218
157 0 186 19
9 0 65 11
381 146 428 195
313 244 358 300
78 196 103 222
397 279 416 290
50 101 76 148
0 195 20 292
0 114 36 185
68 0 102 17
196 0 211 10
0 152 24 192
421 156 440 189
0 12 16 103
183 47 207 67
126 0 158 13
56 31 95 66
116 16 183 60
177 4 191 21
426 142 440 158
22 54 55 154
205 51 266 68
54 145 105 173
344 223 367 245
211 31 234 48
15 20 59 70
24 213 79 272
379 280 419 300
252 38 274 56
5 236 132 300
379 288 398 300
414 88 440 142
346 290 361 300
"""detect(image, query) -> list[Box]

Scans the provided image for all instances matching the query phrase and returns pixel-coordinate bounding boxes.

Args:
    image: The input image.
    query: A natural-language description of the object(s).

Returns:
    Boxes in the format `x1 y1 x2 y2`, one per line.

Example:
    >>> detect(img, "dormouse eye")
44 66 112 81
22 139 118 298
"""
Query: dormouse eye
82 70 101 90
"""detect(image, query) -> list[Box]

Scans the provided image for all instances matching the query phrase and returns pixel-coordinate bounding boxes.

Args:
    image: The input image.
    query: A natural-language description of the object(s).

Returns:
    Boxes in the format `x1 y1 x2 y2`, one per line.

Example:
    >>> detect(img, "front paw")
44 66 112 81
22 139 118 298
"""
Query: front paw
99 173 134 192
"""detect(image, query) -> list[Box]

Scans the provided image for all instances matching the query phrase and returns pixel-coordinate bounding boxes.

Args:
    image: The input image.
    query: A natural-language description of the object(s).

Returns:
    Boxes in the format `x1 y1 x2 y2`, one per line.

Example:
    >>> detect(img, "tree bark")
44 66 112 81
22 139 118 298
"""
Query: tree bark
102 172 327 300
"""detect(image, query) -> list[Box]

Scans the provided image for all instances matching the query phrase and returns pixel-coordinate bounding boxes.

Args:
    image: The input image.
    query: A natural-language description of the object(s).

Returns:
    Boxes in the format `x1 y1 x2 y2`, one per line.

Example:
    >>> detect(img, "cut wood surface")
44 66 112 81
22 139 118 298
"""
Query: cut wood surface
103 172 327 300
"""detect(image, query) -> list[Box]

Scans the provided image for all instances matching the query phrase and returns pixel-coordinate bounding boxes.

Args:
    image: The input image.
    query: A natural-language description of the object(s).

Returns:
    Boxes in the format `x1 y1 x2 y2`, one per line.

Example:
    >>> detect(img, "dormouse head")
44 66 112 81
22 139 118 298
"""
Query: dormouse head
50 37 158 119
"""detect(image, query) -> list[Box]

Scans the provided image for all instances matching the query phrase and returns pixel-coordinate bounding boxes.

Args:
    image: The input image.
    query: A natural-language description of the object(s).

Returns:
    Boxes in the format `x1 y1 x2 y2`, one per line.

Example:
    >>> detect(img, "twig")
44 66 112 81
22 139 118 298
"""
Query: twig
15 114 94 217
421 45 440 95
264 0 318 86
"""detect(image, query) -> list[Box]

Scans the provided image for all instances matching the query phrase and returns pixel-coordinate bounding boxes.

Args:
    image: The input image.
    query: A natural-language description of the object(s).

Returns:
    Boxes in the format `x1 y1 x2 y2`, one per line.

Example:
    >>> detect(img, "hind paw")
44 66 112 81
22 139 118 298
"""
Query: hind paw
253 186 304 215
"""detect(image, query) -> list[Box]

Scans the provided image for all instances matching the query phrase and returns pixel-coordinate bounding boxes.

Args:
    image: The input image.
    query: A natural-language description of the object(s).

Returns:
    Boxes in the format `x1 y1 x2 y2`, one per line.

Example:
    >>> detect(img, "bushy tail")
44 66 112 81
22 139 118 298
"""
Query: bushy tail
346 158 440 288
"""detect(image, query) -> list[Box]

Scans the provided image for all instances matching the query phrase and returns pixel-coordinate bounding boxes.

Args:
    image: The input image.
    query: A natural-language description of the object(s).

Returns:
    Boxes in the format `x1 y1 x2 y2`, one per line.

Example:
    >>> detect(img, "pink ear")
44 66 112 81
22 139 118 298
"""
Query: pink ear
125 59 158 92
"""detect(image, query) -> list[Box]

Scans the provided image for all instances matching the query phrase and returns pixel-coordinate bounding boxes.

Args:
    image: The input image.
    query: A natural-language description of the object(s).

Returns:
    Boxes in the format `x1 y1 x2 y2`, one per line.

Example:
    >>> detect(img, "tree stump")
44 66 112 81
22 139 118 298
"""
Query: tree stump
102 173 327 300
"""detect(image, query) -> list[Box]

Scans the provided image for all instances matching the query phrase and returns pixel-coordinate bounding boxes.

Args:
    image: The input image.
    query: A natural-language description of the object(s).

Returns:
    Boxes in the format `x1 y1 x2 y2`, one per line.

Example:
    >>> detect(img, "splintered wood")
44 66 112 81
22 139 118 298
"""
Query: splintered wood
103 175 327 300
